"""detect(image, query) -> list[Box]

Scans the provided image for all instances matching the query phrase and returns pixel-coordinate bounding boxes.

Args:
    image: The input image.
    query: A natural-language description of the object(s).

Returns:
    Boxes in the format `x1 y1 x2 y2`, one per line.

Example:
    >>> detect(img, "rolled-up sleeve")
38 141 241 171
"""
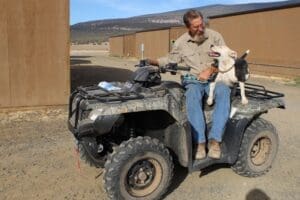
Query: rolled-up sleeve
157 41 182 66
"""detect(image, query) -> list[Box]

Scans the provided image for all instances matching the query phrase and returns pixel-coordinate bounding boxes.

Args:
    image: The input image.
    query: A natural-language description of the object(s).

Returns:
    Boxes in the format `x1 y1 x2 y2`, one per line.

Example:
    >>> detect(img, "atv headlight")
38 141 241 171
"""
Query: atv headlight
89 108 103 121
81 110 91 120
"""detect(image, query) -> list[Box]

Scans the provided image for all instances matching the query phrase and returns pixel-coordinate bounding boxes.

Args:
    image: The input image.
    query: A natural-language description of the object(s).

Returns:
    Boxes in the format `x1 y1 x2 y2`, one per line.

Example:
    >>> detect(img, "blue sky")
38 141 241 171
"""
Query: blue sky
70 0 287 25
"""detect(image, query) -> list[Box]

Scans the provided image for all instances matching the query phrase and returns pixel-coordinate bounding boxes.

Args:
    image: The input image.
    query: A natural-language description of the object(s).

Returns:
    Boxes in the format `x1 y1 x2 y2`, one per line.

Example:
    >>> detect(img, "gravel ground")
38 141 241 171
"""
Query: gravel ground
0 49 299 200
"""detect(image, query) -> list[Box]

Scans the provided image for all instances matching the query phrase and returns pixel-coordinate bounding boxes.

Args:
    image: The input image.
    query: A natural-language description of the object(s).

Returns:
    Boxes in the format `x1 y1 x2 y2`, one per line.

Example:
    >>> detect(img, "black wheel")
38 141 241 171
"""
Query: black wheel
78 137 106 168
232 118 279 177
104 136 174 200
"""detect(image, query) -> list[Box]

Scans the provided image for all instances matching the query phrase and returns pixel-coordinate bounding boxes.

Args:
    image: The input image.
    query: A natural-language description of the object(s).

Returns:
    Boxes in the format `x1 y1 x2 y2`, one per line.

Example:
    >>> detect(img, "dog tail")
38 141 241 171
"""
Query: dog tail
240 50 250 59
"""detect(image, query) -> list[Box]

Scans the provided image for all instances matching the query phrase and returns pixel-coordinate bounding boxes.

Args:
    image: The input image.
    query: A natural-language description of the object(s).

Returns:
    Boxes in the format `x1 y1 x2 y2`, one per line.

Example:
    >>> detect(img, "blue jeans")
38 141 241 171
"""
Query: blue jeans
183 80 230 143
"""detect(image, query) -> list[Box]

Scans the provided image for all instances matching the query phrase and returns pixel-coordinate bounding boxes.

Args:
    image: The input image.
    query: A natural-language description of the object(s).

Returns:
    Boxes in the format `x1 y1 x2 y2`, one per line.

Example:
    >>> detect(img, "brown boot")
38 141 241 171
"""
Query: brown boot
208 140 221 159
195 143 206 160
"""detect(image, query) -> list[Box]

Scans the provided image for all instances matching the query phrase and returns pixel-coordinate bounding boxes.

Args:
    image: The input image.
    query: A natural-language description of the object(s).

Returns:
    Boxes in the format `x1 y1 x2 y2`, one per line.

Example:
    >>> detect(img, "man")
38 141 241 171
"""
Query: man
148 9 230 159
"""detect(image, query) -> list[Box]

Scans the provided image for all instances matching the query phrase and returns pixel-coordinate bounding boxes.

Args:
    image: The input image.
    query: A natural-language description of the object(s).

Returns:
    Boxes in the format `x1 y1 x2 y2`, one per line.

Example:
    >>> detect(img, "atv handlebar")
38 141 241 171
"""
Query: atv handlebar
136 59 191 75
161 63 191 75
135 59 150 68
166 63 191 71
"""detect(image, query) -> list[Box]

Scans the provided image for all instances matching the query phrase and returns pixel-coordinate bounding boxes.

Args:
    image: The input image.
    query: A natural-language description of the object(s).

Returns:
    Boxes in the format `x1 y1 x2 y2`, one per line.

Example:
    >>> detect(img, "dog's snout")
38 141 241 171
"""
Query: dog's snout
210 44 214 48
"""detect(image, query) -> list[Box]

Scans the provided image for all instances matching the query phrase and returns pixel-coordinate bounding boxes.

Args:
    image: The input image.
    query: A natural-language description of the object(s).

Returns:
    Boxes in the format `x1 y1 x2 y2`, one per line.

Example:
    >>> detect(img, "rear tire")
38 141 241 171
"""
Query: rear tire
104 136 173 200
232 118 279 177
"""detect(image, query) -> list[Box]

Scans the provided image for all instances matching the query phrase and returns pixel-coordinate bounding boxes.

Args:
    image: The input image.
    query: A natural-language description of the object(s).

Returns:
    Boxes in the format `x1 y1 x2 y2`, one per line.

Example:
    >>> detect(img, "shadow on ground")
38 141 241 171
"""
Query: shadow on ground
163 165 189 198
246 188 271 200
70 56 93 65
199 163 230 177
164 163 232 198
70 56 92 59
70 56 133 91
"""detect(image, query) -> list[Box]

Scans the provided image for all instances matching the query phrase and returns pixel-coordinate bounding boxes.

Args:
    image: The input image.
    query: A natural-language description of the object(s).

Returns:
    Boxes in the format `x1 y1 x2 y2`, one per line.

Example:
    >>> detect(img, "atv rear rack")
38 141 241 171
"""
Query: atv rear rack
232 83 284 100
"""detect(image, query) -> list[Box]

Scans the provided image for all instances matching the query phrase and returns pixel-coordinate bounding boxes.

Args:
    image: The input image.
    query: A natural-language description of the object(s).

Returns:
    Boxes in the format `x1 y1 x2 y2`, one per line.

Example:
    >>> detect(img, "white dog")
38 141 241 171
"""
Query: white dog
207 45 250 105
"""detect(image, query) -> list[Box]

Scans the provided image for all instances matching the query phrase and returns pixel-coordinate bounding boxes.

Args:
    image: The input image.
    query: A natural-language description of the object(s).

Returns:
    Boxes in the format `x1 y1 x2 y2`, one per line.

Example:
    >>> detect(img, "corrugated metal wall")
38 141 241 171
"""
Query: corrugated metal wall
135 29 170 59
124 34 136 57
0 0 69 108
209 6 300 77
109 28 185 59
108 6 300 78
169 26 186 50
0 0 10 107
109 36 124 57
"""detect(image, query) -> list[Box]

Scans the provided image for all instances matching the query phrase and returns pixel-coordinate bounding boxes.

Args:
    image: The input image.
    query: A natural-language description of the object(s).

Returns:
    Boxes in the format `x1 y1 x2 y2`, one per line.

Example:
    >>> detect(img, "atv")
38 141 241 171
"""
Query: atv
68 59 285 200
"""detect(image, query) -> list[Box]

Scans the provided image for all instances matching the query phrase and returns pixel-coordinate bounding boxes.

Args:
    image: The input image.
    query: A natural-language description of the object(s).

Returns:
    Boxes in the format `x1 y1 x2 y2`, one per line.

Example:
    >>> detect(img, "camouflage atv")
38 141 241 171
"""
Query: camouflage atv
68 60 285 200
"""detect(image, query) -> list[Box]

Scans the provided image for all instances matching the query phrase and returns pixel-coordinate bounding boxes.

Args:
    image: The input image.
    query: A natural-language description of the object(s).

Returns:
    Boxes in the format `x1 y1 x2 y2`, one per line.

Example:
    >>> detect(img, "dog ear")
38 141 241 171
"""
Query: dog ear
229 51 238 59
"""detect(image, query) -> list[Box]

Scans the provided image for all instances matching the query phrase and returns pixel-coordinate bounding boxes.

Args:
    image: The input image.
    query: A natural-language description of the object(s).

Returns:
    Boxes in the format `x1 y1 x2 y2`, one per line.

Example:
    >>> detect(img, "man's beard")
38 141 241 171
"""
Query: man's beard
193 32 206 43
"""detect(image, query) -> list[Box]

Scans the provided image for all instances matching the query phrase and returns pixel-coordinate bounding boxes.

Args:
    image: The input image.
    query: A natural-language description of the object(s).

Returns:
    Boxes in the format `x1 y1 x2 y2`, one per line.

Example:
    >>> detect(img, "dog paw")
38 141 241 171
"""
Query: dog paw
207 98 213 106
241 98 248 105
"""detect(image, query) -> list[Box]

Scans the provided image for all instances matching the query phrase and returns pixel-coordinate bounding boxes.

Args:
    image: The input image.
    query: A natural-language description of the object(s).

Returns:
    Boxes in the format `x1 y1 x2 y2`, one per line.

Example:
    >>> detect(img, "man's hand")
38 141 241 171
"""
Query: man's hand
198 66 218 81
147 59 159 66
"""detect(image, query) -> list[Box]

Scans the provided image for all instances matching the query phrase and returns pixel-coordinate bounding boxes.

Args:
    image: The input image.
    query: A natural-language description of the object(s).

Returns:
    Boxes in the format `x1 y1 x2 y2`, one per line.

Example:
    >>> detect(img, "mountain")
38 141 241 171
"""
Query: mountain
71 0 299 44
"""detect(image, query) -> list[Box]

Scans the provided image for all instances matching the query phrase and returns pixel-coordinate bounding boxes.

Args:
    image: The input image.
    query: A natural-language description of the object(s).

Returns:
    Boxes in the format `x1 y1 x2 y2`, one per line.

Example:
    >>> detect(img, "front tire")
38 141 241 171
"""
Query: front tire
232 118 279 177
104 136 174 200
78 137 106 168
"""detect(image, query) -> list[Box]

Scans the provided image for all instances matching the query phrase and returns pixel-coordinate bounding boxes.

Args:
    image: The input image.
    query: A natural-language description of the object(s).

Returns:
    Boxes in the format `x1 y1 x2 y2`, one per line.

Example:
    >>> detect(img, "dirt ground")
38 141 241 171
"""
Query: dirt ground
1 49 299 200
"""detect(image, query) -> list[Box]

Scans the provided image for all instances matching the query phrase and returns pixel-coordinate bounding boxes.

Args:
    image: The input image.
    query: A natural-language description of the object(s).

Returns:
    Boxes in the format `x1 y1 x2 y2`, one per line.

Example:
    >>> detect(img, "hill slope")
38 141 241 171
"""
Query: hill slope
71 0 299 44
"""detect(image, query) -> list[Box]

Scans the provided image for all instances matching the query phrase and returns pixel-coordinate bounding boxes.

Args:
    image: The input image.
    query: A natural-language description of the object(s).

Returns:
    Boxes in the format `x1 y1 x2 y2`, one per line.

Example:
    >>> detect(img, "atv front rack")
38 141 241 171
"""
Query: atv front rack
75 85 144 103
68 85 145 130
232 83 284 100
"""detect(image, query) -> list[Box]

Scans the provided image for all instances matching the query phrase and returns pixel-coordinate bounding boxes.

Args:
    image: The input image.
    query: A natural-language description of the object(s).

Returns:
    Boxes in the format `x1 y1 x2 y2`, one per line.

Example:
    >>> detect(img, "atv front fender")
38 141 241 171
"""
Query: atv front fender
70 114 120 138
87 92 186 124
